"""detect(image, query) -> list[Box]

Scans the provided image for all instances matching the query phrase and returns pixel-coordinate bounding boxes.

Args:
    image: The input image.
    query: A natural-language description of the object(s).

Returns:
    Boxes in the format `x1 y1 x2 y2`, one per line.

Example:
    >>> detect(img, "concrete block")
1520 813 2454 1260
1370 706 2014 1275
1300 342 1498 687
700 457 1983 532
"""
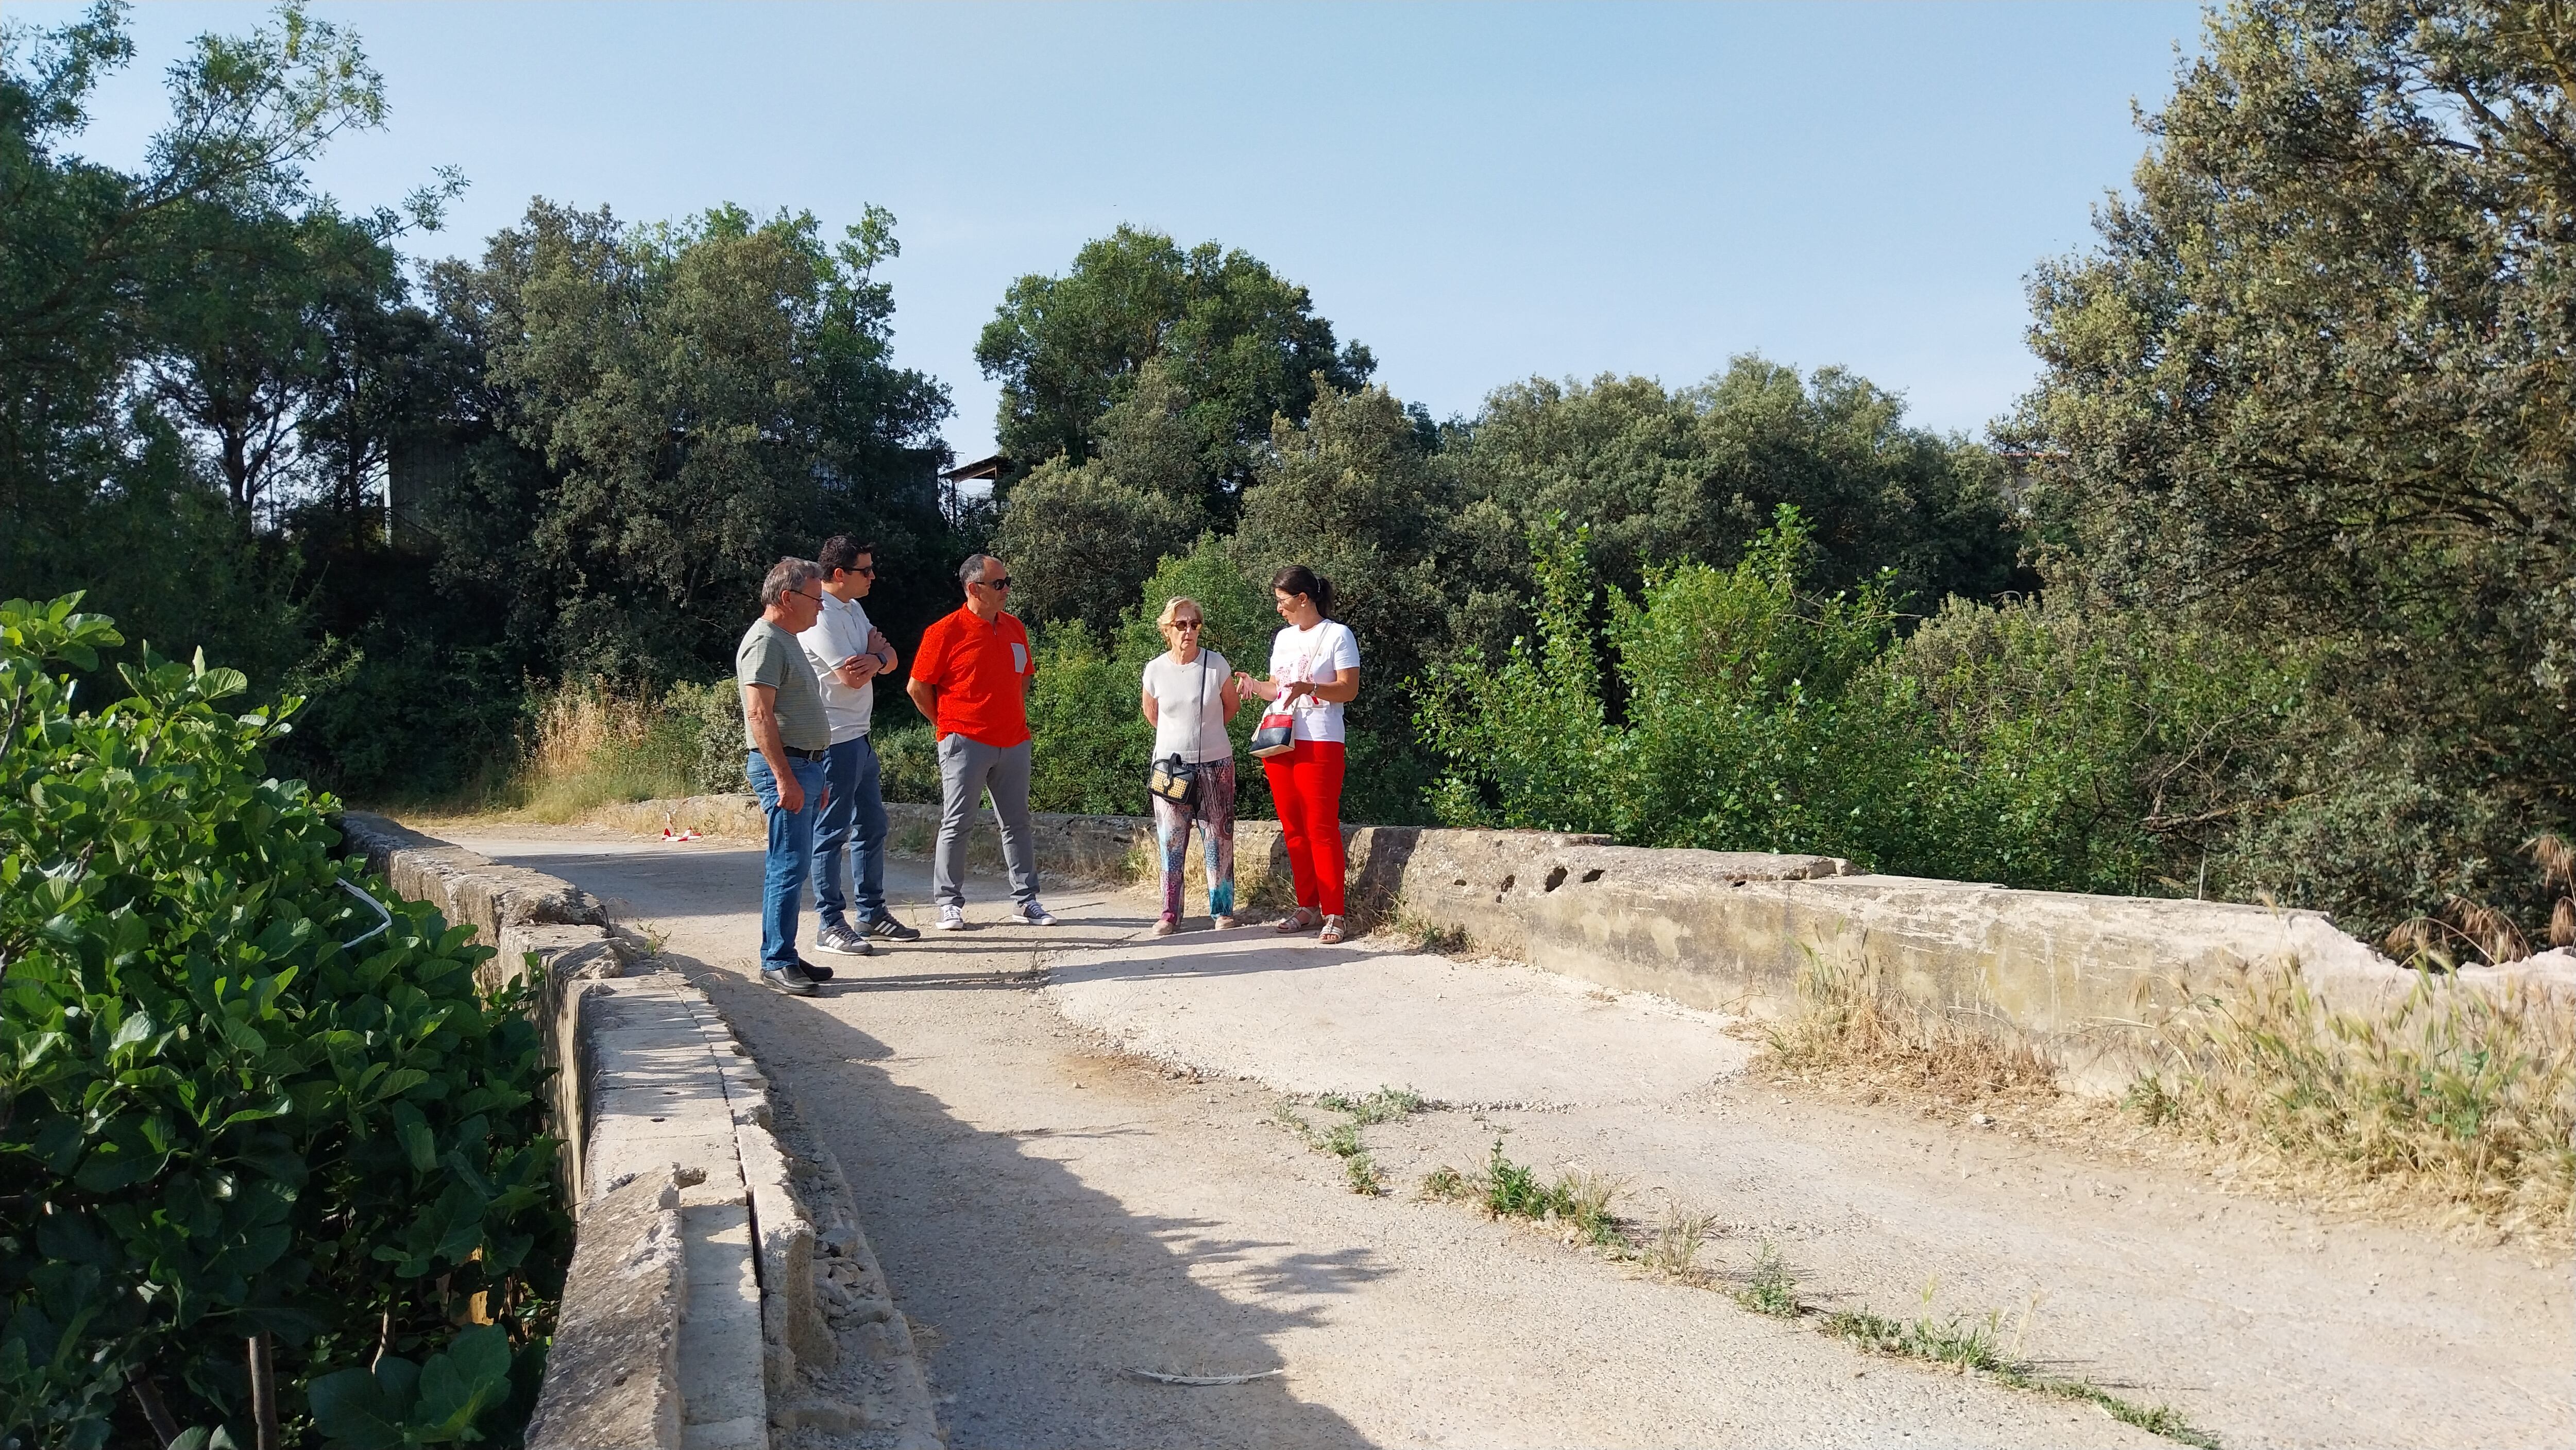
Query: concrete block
679 1203 768 1440
525 1171 685 1450
734 1121 836 1386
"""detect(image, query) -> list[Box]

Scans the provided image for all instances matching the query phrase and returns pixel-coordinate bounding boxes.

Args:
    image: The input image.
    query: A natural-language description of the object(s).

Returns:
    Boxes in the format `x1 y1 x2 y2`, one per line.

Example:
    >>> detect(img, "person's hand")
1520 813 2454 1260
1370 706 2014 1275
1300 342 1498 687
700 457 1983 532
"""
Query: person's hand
775 772 806 814
867 626 890 656
1282 679 1316 703
839 655 879 686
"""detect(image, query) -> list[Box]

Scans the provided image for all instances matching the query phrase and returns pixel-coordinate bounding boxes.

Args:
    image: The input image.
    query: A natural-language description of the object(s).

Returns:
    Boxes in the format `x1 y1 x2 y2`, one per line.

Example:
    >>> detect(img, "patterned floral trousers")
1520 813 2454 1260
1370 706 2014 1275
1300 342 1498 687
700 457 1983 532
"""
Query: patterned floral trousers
1152 756 1237 921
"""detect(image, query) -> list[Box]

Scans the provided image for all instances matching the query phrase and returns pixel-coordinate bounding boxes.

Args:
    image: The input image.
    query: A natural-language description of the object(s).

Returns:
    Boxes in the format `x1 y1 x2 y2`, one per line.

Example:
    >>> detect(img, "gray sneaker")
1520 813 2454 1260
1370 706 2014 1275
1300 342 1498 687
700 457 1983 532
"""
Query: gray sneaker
1007 900 1060 927
934 904 969 931
814 923 875 957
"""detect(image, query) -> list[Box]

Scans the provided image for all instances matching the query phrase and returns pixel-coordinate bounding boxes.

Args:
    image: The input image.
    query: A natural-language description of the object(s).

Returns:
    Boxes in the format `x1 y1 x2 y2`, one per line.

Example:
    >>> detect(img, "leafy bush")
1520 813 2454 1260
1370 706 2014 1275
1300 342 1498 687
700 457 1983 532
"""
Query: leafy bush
872 722 941 805
0 596 564 1450
1420 509 2379 903
1421 508 1954 868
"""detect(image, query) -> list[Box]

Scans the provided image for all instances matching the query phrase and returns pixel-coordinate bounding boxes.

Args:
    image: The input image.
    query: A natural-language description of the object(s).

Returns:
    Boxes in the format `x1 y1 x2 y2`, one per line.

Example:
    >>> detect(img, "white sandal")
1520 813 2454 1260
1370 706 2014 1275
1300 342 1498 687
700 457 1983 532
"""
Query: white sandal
1273 907 1318 934
1317 915 1346 945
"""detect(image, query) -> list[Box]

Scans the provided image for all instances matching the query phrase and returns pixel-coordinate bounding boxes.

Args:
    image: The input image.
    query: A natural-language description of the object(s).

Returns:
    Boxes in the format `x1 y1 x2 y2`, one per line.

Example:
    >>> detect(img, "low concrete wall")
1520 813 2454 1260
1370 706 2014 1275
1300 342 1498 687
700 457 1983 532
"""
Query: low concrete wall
557 794 2576 1092
335 814 942 1450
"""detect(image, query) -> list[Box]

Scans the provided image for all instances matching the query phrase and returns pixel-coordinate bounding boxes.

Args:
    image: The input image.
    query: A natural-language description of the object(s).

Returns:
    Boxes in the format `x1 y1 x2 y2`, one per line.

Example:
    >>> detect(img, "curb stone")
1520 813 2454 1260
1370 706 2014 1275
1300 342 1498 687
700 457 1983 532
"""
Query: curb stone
334 813 945 1450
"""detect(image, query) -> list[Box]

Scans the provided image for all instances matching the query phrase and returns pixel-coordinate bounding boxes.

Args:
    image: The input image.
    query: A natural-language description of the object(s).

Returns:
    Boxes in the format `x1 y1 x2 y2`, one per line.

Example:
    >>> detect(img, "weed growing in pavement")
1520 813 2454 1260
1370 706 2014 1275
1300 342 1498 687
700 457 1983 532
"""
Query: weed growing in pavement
1821 1286 2219 1448
1387 910 1472 956
1733 1241 1801 1317
1431 1140 1628 1246
1319 1086 1427 1124
1647 1202 1720 1283
1279 1086 1426 1196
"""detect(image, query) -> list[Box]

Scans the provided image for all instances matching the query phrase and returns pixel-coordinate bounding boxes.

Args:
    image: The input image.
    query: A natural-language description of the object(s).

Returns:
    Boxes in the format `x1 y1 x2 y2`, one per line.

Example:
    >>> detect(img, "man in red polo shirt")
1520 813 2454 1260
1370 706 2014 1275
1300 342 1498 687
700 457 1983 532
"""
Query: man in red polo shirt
906 553 1056 930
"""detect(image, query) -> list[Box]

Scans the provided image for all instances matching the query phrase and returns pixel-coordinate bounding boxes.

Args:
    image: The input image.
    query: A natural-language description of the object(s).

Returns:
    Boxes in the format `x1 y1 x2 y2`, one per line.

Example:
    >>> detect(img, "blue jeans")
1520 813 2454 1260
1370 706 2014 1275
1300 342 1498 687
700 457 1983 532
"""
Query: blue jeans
813 735 888 929
747 751 827 973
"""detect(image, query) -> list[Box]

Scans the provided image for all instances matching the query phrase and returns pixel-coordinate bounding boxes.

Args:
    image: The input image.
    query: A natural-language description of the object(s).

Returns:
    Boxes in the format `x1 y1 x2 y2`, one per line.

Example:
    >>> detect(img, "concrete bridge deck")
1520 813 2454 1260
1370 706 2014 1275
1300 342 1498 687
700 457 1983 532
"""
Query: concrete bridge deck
443 824 2568 1450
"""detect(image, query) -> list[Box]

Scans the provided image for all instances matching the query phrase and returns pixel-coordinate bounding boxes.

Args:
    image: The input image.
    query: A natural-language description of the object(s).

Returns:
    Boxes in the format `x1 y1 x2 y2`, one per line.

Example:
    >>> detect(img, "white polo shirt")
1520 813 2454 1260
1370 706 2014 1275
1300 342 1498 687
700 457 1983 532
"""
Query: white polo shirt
796 591 879 744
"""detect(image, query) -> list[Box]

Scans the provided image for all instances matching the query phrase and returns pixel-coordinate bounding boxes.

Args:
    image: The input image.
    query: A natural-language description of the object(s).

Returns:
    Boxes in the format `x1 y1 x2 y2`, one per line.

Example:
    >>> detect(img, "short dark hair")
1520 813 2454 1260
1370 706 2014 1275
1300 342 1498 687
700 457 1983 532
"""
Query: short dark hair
818 535 876 576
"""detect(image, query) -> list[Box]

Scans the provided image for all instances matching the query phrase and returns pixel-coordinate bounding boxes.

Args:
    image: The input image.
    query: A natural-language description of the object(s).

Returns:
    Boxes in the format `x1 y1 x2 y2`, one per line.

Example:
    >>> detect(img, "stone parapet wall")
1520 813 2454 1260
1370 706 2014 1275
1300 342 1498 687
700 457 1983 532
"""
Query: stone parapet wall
334 813 942 1450
566 795 2576 1093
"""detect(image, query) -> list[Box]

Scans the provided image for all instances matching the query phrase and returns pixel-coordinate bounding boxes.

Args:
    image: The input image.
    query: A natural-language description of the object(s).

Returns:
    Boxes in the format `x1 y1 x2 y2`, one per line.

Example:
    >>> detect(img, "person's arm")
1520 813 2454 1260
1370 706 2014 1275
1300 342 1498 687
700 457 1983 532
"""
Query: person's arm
1290 667 1361 704
905 621 940 722
741 683 805 814
1219 671 1243 717
868 626 897 676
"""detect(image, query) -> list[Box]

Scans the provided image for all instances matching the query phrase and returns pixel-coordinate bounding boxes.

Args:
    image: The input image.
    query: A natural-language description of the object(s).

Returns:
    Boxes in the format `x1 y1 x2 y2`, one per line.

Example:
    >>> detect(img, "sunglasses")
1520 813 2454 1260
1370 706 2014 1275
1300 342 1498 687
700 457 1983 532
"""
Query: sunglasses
977 576 1013 590
1172 619 1202 630
847 565 876 577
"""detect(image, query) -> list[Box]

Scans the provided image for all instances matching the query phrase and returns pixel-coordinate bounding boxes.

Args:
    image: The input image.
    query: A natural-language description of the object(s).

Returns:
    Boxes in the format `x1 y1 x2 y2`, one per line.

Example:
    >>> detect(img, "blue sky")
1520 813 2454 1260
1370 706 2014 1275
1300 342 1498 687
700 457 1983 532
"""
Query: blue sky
18 1 2206 462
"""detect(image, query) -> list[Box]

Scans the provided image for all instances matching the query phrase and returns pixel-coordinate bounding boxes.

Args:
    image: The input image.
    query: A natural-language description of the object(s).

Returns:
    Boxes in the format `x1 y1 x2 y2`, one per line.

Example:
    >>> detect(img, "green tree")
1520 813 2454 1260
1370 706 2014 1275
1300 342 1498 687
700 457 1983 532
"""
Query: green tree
993 359 1215 634
1450 358 2025 620
2009 0 2576 933
427 199 953 684
974 224 1374 500
0 2 398 684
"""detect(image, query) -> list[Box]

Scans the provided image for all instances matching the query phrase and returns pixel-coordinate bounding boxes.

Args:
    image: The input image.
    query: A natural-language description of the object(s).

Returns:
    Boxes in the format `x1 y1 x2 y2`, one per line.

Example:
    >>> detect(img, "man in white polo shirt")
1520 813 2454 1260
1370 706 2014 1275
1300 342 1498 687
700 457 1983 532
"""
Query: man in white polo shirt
798 535 916 954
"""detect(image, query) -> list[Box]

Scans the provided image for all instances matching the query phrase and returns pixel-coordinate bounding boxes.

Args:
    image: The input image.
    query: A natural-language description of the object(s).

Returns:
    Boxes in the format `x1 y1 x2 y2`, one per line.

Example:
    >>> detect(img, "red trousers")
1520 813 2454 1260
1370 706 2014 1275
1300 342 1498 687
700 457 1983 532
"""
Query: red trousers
1263 738 1347 916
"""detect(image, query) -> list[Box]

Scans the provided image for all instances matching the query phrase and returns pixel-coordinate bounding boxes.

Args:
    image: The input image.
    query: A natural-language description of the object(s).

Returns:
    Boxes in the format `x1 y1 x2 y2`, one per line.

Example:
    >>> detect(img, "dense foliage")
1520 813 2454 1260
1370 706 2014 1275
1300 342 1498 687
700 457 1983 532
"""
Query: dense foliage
1 596 562 1449
1 3 962 805
2007 0 2576 936
8 0 2568 953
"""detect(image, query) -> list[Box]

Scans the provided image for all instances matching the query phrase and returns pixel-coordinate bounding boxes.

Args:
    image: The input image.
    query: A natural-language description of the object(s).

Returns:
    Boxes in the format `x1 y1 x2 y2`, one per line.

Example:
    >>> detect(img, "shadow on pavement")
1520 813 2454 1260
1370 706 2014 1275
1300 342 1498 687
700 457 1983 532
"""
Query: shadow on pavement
670 949 1388 1450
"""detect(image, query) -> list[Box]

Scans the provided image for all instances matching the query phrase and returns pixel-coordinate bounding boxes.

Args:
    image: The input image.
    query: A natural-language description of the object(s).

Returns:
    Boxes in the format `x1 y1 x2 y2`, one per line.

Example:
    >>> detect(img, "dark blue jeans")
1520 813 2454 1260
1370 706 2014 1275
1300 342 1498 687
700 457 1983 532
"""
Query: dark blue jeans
813 734 888 930
747 750 827 973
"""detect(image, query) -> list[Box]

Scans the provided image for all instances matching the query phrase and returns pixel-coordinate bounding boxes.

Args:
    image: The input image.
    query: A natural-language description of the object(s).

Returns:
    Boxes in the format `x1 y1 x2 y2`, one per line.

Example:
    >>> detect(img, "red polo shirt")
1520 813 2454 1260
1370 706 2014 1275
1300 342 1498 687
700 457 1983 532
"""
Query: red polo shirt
910 605 1032 747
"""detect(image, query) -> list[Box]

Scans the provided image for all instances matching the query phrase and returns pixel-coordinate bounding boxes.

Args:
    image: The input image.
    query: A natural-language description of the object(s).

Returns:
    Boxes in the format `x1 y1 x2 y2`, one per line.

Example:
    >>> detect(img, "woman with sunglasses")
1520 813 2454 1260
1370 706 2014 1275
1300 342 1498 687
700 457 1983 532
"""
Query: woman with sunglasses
1139 596 1245 935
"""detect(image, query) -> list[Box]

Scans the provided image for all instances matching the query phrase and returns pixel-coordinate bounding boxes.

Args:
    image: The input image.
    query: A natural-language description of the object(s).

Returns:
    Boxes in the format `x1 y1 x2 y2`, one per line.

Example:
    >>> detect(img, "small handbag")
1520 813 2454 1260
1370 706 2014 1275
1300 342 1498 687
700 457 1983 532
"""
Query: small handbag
1147 651 1212 804
1249 642 1315 759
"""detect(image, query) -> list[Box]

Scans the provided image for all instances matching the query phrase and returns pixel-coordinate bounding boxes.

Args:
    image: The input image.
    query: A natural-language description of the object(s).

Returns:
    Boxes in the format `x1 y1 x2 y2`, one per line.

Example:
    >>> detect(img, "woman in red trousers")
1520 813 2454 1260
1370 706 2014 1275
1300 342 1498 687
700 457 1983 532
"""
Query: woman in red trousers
1235 565 1362 944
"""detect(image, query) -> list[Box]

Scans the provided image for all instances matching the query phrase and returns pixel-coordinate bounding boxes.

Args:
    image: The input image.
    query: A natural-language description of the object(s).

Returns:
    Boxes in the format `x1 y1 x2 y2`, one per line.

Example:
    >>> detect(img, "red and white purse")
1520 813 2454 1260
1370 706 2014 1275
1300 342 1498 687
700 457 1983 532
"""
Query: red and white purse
1250 644 1318 758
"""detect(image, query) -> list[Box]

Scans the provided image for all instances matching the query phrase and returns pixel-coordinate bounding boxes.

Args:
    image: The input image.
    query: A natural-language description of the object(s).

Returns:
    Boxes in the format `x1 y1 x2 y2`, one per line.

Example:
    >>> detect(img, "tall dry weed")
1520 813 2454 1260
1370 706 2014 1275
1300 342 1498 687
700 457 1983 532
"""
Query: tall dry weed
498 679 742 820
1761 954 2058 1107
2137 964 2576 1235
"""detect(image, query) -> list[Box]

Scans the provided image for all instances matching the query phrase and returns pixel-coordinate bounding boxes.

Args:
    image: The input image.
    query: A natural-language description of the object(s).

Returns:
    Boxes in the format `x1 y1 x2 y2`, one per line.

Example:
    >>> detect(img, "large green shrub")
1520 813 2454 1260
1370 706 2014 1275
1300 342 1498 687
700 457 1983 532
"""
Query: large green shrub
0 597 564 1450
1420 512 2327 898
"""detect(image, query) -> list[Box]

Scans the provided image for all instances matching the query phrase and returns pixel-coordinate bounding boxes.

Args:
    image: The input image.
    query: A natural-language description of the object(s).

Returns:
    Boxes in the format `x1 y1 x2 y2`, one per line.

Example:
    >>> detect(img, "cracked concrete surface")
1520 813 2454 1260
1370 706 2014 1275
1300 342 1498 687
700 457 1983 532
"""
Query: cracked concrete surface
444 825 2571 1450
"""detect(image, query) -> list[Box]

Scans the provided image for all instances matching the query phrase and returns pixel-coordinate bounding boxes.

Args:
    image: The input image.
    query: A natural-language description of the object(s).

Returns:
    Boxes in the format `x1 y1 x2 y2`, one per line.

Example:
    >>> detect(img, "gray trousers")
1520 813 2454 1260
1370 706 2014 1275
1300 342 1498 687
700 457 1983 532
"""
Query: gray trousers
934 733 1040 908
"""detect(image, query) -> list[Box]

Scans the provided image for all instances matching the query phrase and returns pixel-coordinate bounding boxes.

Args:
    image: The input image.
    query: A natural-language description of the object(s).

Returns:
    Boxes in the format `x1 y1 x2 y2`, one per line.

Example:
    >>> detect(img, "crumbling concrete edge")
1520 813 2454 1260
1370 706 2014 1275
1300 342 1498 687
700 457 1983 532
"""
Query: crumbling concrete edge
333 812 945 1450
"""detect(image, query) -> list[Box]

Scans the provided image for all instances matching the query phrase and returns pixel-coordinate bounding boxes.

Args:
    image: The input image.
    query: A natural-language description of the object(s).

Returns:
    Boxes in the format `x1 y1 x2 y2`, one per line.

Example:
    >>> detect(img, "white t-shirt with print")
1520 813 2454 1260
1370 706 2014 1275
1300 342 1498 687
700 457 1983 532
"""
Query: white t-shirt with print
1267 619 1361 744
1141 649 1233 764
796 591 879 744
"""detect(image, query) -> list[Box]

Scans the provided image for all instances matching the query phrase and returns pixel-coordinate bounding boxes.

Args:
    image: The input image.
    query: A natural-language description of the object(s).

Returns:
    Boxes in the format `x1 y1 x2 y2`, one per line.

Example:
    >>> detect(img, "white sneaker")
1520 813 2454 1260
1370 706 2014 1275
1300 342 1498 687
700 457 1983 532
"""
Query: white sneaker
1007 900 1059 926
935 904 969 931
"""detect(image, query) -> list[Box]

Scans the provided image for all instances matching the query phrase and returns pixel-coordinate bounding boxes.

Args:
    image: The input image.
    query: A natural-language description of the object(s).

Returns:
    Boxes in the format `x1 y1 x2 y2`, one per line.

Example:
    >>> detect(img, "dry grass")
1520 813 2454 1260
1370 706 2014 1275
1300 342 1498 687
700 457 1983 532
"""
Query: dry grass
1757 954 2061 1115
1646 1200 1721 1284
1758 943 2576 1243
2135 964 2576 1238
